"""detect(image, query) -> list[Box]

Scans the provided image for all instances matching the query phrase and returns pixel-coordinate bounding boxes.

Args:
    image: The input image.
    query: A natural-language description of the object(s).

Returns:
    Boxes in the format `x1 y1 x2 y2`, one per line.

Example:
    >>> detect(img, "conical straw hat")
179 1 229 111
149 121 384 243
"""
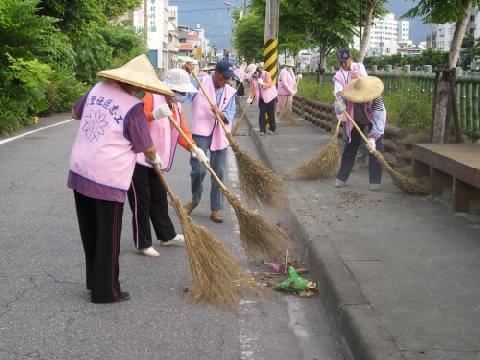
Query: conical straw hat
342 76 384 103
97 54 174 96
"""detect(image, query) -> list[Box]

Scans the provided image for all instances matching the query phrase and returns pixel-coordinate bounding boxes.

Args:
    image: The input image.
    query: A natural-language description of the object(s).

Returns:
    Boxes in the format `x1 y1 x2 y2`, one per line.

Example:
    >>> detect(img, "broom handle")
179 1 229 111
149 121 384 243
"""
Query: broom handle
191 73 230 136
167 115 228 193
341 110 378 153
152 164 173 196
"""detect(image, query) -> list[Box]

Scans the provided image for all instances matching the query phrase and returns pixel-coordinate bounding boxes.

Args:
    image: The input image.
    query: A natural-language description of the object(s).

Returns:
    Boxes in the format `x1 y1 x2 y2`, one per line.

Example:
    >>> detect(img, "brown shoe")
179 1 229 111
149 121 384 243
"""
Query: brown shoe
183 202 197 215
210 211 223 223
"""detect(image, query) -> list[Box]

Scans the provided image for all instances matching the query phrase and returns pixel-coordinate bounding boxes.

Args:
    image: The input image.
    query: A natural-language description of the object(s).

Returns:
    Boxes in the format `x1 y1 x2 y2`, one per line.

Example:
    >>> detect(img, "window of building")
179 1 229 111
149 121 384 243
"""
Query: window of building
471 15 475 21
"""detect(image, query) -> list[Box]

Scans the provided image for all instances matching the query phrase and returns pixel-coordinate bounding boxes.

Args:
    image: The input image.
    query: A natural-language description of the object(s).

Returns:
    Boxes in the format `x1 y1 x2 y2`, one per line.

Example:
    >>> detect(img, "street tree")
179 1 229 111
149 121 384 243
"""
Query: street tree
357 0 388 62
403 0 478 143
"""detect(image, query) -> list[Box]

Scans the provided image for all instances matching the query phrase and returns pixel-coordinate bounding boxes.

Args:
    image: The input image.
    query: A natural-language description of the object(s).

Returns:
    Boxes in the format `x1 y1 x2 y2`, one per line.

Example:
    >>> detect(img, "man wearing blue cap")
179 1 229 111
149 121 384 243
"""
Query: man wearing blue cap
333 48 369 167
183 60 237 223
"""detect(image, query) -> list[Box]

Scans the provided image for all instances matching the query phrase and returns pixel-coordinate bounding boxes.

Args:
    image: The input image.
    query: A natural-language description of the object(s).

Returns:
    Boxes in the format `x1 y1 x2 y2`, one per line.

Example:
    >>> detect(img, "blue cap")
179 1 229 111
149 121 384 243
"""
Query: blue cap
337 48 351 62
215 60 235 79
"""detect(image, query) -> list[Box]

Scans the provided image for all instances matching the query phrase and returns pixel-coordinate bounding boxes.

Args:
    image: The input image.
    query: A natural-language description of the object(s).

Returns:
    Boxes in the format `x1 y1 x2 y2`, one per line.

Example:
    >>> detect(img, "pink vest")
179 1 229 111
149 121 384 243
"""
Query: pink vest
191 75 236 151
277 67 296 96
137 95 181 172
69 82 141 191
252 71 278 104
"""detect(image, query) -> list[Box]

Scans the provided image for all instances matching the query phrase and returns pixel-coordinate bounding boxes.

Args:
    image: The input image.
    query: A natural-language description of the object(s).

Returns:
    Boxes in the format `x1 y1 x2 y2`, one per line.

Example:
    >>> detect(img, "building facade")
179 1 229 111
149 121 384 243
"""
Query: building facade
132 0 169 73
426 8 480 51
353 13 410 56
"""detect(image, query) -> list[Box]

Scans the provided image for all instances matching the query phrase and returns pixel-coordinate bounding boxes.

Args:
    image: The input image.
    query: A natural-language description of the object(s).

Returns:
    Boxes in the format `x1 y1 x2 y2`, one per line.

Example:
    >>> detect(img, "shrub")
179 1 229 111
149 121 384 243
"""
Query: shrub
45 70 88 114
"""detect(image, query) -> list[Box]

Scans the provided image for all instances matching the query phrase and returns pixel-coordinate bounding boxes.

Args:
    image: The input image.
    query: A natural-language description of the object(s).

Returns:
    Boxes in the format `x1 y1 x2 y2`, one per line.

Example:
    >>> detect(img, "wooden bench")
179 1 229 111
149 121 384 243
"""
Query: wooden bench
412 144 480 213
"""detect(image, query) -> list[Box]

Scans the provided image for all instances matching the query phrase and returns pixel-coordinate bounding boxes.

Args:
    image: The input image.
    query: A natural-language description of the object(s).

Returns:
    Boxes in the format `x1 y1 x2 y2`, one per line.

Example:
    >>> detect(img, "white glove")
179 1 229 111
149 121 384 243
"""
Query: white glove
296 74 303 80
152 103 172 120
246 96 254 105
367 138 376 153
146 152 163 167
191 145 209 164
257 78 264 86
334 98 346 114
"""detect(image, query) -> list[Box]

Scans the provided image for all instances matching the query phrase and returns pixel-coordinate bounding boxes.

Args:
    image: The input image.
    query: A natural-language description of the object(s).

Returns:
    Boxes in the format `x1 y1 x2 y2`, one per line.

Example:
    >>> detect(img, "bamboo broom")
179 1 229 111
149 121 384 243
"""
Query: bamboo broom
285 119 341 180
342 111 428 194
152 165 262 309
167 115 291 259
192 73 285 209
231 101 250 135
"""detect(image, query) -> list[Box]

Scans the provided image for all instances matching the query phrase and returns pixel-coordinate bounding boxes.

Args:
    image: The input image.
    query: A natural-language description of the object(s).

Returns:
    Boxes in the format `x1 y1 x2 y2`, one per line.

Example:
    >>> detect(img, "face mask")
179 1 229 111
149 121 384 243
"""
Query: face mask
173 93 186 103
135 89 146 99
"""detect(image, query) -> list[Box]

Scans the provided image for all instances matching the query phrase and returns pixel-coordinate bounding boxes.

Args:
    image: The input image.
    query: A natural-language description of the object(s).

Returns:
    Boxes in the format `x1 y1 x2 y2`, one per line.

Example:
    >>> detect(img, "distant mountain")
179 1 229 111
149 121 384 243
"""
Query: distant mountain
385 0 429 44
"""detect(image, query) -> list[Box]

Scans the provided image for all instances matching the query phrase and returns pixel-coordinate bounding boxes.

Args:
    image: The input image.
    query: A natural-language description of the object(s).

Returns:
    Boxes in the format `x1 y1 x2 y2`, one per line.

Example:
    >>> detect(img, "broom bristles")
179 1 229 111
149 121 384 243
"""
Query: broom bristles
223 191 291 259
286 127 341 180
227 133 287 209
375 154 428 194
168 192 262 309
279 110 300 126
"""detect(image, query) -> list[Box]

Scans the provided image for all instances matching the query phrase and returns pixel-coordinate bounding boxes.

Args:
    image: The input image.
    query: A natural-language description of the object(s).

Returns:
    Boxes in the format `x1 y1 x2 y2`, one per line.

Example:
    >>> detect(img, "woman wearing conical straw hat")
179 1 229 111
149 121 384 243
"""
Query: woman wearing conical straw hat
67 55 173 304
334 76 386 191
127 69 206 257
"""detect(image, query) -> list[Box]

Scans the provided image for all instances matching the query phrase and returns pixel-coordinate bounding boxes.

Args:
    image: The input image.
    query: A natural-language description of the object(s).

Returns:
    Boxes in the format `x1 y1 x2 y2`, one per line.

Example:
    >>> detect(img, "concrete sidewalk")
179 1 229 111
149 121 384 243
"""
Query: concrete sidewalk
238 101 480 360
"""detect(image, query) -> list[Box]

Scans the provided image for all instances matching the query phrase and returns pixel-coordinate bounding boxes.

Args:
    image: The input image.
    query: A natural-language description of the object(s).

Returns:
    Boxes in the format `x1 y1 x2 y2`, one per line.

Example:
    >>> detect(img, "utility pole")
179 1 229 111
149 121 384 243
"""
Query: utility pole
143 0 148 48
263 0 280 82
243 0 247 16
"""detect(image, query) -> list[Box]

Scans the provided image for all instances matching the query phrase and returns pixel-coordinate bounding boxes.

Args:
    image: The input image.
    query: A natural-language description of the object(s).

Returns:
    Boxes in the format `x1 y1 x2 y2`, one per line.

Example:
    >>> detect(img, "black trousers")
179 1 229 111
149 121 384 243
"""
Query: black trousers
74 191 123 302
258 97 276 133
236 82 245 96
127 164 176 249
336 122 383 184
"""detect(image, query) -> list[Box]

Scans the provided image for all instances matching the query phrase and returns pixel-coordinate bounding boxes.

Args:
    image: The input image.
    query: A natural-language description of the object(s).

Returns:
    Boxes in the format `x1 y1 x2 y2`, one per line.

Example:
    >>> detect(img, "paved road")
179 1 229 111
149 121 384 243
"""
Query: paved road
0 110 342 360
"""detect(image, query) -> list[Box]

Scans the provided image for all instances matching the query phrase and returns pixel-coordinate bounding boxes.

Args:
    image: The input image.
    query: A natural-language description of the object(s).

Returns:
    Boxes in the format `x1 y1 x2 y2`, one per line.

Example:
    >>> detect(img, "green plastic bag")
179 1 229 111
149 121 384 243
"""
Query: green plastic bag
273 266 310 293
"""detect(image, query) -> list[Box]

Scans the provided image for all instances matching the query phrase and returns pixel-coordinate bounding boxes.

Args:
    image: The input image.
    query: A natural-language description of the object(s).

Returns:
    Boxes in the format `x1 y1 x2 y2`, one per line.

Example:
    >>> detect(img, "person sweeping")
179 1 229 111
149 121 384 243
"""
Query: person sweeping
334 76 386 191
127 68 207 257
247 65 278 135
277 57 301 120
183 60 237 223
67 55 173 303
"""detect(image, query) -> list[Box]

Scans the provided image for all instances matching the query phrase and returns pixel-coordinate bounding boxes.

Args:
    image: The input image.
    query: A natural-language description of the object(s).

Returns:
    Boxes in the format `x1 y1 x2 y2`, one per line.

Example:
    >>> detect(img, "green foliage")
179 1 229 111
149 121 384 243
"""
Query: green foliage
402 0 480 24
73 25 113 84
363 49 448 69
297 75 432 133
98 24 145 67
98 0 142 20
46 70 88 114
0 0 59 62
383 80 432 133
234 13 264 62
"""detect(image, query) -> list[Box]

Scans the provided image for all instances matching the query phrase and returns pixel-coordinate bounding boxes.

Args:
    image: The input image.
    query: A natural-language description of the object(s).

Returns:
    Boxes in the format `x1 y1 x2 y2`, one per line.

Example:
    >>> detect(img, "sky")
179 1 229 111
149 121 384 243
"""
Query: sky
170 0 428 51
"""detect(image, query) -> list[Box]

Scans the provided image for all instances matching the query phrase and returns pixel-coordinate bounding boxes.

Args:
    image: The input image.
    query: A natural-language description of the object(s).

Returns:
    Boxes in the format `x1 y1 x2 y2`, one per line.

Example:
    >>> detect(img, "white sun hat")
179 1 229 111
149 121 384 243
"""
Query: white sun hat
164 68 198 94
97 54 173 96
285 57 295 67
342 76 384 103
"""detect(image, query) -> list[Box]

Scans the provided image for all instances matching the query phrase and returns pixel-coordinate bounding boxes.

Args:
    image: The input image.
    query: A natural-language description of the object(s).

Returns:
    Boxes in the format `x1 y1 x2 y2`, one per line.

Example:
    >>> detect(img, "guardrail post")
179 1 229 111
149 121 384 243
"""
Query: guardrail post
466 82 473 136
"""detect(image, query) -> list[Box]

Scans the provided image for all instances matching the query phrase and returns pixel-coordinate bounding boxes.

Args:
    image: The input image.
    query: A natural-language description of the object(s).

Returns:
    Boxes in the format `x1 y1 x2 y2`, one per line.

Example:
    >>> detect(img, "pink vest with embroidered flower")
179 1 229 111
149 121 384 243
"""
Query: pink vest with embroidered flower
69 82 141 191
191 75 236 151
277 67 296 96
252 71 278 103
137 95 181 172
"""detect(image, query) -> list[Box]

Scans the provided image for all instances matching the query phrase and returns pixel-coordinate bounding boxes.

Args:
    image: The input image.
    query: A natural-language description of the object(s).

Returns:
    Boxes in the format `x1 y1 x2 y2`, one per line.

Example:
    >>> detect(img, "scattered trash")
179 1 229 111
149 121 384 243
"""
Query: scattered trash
273 266 318 297
264 261 308 274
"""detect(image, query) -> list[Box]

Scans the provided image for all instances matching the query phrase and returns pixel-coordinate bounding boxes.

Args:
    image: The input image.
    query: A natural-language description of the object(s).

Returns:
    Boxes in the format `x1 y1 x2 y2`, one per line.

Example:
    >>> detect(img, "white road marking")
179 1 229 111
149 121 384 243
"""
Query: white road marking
0 119 73 145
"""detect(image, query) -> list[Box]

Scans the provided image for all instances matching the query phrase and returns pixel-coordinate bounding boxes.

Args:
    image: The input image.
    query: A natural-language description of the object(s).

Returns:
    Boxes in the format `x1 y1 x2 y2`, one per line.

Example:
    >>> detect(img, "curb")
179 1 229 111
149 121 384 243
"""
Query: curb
237 101 405 360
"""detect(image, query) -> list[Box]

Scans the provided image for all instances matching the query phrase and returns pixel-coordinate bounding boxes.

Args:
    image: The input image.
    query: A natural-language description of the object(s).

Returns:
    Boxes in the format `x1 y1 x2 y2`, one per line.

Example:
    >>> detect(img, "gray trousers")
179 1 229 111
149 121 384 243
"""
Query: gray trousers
190 134 227 211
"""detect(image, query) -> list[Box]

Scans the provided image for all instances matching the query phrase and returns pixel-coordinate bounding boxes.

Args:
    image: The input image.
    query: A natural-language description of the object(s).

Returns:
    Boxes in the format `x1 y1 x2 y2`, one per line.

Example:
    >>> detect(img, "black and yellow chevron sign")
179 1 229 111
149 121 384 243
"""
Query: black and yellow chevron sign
263 38 278 83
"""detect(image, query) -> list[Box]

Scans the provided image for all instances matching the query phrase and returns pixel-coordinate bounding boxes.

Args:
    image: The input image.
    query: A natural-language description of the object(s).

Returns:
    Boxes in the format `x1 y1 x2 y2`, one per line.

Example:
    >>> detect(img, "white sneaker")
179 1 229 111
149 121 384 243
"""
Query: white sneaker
369 184 381 191
136 246 160 257
267 129 275 135
162 234 185 246
335 179 345 188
